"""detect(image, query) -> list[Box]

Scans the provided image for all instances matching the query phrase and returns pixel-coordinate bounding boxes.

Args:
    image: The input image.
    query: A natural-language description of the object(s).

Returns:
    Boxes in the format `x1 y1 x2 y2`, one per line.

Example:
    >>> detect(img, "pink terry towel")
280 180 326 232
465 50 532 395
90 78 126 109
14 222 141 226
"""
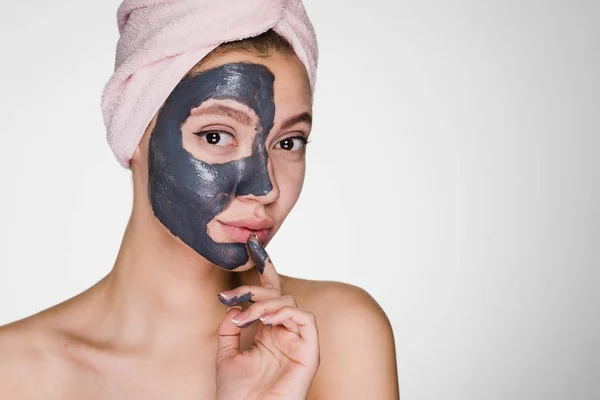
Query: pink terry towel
101 0 318 168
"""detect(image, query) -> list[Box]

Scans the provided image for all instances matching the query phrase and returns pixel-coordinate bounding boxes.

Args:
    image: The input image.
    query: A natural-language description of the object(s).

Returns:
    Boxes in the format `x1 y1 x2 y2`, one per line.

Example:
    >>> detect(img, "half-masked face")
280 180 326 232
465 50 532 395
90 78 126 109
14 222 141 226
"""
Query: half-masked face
147 55 311 271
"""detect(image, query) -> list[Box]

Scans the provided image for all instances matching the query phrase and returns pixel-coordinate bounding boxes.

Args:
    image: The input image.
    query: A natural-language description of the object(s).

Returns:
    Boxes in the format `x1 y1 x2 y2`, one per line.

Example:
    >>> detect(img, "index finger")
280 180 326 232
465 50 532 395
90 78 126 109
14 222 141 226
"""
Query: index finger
247 233 281 291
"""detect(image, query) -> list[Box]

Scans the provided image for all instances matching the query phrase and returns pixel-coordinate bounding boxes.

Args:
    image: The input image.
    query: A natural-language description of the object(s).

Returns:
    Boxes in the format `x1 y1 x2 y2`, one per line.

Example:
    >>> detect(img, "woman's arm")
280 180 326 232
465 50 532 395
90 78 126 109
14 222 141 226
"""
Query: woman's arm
307 283 400 400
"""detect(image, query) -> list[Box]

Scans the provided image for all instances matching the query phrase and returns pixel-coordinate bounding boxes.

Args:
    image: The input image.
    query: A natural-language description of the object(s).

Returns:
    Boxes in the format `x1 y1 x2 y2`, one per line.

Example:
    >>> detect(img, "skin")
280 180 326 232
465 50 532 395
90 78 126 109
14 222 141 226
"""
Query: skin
0 51 400 399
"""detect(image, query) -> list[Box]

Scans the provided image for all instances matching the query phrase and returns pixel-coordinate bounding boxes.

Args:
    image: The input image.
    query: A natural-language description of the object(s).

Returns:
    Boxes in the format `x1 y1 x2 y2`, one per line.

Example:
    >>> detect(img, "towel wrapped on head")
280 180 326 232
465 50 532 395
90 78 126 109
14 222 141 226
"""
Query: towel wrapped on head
101 0 318 168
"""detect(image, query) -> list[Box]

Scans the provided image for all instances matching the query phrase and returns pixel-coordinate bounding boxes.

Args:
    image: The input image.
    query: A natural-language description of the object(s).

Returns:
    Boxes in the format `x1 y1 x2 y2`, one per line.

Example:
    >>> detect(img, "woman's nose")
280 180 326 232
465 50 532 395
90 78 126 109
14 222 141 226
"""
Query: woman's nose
239 182 280 205
235 156 280 204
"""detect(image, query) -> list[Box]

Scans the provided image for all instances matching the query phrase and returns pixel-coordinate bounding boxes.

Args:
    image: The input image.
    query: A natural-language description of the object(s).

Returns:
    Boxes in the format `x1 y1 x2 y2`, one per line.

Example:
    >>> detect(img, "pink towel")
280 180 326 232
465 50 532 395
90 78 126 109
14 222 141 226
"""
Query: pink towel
101 0 318 168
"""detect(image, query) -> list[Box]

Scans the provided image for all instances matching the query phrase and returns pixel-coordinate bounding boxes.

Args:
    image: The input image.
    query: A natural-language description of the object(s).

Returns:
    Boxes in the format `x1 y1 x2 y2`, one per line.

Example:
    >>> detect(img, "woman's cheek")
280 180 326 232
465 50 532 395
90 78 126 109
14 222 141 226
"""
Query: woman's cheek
272 155 306 213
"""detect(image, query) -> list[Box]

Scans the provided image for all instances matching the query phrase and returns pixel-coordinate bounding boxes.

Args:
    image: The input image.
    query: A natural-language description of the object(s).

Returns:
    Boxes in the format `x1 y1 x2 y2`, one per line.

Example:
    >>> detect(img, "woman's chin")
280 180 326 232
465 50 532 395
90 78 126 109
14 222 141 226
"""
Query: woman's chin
219 259 255 273
206 230 275 273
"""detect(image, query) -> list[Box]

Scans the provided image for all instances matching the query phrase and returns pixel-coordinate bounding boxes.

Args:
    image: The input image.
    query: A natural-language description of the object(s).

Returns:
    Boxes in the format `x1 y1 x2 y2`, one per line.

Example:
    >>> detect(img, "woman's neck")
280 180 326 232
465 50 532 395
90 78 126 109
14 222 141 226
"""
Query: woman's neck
90 206 258 353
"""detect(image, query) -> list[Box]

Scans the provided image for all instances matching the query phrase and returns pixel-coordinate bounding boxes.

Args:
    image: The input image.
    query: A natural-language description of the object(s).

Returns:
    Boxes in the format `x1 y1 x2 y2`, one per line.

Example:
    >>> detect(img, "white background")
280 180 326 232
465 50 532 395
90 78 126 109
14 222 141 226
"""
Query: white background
0 1 598 399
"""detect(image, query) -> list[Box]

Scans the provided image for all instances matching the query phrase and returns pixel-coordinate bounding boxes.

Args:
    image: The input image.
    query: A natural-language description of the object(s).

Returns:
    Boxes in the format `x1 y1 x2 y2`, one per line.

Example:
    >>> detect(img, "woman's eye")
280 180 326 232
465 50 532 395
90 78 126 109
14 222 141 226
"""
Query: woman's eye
276 136 308 151
195 130 235 147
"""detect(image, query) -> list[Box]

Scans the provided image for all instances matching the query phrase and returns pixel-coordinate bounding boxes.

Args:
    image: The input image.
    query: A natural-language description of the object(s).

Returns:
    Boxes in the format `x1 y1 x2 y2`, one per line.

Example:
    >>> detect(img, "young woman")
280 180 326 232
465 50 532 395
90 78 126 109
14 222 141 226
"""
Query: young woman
0 1 399 398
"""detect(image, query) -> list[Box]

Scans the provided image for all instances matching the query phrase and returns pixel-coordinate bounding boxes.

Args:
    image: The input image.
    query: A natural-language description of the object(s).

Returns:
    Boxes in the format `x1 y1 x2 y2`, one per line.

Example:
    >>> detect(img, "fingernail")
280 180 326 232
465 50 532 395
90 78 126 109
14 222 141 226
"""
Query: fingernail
227 306 243 313
232 311 249 325
247 236 268 275
237 319 258 328
218 290 236 299
259 313 275 322
218 292 253 306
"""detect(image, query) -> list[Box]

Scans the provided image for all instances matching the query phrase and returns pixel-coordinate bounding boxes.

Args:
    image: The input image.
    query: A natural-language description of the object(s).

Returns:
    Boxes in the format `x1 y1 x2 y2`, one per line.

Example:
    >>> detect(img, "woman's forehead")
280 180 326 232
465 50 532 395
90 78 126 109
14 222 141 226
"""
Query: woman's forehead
178 59 311 132
189 52 311 105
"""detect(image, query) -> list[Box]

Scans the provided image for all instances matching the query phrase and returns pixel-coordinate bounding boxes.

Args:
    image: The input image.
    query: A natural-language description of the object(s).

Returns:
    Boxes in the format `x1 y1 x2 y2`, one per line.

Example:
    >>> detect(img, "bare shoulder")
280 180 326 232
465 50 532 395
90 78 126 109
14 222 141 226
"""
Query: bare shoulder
282 276 389 322
0 316 57 398
0 301 81 399
282 276 400 399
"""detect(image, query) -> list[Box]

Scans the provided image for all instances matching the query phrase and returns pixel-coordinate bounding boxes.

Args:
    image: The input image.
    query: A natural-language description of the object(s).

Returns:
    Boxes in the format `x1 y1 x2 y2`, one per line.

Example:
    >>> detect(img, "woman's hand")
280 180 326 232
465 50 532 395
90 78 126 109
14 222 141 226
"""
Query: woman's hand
215 234 320 400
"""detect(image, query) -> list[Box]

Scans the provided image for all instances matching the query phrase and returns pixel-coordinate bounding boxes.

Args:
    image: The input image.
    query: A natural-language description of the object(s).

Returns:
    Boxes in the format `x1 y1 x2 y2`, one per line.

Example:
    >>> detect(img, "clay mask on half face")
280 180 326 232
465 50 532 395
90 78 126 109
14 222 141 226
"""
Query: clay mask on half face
148 62 276 270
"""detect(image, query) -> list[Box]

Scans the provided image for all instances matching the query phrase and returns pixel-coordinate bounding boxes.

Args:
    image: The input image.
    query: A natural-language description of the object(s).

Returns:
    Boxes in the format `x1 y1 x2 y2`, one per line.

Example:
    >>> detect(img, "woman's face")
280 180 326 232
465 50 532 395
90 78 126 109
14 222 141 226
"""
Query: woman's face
145 51 312 271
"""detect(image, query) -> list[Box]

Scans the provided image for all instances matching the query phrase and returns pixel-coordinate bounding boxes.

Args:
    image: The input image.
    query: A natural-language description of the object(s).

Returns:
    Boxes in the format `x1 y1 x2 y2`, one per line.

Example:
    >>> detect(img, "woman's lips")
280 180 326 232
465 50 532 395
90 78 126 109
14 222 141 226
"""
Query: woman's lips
218 221 272 243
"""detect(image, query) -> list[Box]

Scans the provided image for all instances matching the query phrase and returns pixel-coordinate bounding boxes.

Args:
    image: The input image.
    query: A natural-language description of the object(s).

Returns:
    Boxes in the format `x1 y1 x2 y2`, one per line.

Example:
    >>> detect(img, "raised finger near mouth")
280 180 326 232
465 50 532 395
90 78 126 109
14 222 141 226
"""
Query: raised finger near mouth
247 233 281 292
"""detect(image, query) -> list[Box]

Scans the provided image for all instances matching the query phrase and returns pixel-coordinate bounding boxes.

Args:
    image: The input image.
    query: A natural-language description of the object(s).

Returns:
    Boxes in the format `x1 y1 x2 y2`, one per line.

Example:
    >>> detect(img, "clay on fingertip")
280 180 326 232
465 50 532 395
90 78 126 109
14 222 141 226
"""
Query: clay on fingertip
247 236 268 275
218 292 253 306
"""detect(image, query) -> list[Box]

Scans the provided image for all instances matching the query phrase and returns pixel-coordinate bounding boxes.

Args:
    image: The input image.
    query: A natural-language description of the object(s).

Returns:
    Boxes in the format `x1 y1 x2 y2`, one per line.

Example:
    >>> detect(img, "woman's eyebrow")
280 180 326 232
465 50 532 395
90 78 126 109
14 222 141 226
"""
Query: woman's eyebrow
280 112 312 130
191 104 254 126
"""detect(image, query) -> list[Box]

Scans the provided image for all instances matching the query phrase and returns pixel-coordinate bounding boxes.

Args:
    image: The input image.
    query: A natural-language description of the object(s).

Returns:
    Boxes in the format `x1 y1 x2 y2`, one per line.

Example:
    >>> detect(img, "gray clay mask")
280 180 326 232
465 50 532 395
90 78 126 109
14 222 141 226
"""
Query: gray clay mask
148 62 276 270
